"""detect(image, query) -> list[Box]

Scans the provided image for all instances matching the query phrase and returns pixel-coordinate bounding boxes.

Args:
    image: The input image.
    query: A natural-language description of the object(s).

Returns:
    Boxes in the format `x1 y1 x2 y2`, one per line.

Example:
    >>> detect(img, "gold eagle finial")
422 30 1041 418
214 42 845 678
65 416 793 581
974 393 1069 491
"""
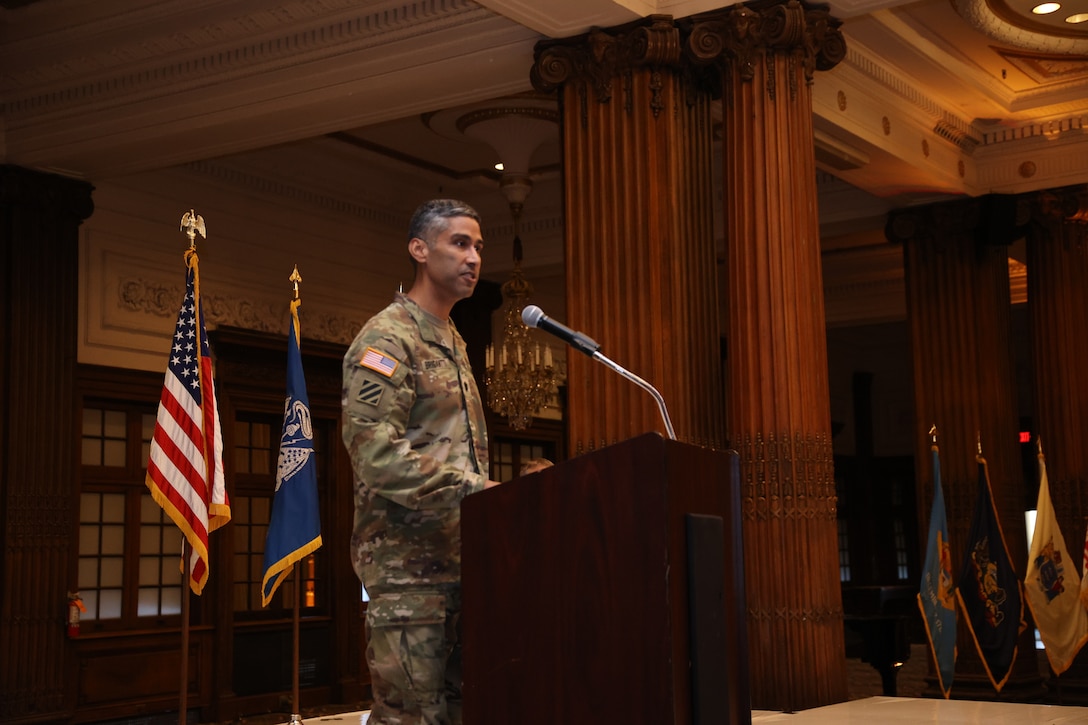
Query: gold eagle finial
180 209 207 249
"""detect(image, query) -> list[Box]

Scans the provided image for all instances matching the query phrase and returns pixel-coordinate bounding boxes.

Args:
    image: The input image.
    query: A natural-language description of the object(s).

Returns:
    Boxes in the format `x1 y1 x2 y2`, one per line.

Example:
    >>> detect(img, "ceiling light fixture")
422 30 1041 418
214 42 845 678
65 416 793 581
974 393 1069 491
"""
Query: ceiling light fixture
1066 12 1088 21
458 101 563 430
1032 2 1061 13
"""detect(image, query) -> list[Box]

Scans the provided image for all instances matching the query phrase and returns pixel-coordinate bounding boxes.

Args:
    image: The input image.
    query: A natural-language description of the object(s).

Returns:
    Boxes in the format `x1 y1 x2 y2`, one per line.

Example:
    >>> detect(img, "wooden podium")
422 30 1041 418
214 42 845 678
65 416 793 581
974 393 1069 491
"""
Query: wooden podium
461 433 750 724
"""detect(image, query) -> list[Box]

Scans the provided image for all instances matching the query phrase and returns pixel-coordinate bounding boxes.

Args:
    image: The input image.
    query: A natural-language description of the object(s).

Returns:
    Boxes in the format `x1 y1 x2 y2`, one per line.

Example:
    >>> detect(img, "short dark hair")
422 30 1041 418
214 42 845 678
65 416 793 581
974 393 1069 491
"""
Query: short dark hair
408 199 481 244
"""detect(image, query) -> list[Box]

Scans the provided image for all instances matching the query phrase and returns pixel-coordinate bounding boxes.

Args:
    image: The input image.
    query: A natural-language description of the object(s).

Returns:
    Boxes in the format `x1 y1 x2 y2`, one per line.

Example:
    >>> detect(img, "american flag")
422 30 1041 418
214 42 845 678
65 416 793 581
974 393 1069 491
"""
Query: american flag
362 347 399 377
1081 521 1088 611
145 250 231 595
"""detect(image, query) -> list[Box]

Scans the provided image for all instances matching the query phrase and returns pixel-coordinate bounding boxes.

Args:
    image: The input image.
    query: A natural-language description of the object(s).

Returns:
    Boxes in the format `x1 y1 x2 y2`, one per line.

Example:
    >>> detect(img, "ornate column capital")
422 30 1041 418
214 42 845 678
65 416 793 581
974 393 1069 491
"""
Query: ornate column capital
1032 184 1088 224
531 14 719 113
685 0 845 91
886 194 1030 249
0 164 94 222
532 16 680 97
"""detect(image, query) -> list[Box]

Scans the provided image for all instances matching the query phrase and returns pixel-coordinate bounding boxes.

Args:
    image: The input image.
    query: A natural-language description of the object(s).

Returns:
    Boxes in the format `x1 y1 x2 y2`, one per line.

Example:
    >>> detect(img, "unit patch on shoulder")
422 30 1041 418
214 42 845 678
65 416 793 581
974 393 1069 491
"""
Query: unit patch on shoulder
360 347 399 377
357 380 384 408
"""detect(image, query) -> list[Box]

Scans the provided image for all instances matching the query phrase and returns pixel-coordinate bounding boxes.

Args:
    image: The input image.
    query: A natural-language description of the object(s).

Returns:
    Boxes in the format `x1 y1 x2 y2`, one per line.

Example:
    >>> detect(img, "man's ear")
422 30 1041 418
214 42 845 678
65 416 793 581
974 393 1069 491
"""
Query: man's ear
408 237 429 265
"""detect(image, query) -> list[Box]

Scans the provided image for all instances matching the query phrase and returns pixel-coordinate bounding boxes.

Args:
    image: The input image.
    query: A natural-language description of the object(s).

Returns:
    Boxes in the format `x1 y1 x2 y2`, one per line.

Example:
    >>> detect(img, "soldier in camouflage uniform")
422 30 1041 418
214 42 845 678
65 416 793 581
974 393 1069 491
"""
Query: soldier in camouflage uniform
342 199 500 725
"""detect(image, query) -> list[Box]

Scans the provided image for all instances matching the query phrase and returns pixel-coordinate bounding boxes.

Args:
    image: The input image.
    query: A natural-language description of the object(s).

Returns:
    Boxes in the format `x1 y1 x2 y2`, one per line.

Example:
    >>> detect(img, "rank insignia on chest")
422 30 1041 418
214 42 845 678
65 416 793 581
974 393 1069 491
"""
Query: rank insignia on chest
361 347 399 377
357 380 384 407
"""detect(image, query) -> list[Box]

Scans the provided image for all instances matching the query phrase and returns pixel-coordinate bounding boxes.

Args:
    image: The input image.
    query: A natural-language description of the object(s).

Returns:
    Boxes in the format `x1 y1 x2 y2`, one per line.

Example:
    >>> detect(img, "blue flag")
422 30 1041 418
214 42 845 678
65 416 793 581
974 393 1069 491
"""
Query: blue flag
261 300 323 606
956 456 1025 692
917 443 956 698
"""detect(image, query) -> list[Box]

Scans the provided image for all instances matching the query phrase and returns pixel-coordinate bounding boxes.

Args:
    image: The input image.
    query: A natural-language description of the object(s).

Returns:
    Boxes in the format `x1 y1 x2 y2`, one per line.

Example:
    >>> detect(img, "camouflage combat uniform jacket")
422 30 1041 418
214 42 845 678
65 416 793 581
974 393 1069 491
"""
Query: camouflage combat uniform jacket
341 293 489 595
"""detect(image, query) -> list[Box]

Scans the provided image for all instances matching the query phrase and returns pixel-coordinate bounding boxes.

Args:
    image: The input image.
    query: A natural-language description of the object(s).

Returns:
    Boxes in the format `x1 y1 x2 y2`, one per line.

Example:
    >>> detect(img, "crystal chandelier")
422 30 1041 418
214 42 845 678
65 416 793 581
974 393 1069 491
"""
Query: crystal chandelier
485 230 560 430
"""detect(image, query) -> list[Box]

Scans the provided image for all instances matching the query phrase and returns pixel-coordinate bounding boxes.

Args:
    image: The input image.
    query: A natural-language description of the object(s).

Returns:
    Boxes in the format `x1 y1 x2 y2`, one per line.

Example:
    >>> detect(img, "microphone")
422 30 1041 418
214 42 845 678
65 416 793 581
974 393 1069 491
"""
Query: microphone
522 305 676 439
521 305 600 357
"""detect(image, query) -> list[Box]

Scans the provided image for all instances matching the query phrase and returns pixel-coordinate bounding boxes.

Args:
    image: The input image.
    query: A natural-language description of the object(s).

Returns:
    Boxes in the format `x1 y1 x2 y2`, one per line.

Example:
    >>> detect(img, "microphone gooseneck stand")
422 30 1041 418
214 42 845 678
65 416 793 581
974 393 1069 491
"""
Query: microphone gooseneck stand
589 351 676 440
521 304 676 440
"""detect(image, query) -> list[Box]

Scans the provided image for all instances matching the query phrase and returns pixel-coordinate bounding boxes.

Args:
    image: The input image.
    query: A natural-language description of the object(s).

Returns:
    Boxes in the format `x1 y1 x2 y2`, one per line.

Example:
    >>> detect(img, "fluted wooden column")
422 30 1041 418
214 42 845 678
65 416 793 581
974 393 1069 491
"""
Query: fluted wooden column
685 1 848 711
888 196 1043 700
0 166 94 722
1026 185 1088 700
532 16 725 454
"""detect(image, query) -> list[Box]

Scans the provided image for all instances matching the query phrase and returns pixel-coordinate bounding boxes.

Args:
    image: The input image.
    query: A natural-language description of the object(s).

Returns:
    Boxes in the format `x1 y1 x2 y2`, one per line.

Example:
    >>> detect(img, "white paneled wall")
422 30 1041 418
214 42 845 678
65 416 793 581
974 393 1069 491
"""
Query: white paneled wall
79 159 567 372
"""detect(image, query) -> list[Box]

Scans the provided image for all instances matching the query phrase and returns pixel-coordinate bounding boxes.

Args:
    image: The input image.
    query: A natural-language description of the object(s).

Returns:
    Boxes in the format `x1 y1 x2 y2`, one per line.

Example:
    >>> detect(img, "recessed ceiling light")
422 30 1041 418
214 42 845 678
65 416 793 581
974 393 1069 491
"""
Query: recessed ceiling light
1033 2 1061 13
1066 12 1088 21
495 162 504 171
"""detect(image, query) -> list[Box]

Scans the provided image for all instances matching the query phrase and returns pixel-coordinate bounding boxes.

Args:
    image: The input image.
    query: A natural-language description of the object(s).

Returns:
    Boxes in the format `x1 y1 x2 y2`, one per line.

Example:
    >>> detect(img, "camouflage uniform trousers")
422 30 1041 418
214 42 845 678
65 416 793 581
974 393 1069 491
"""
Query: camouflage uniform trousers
365 587 464 725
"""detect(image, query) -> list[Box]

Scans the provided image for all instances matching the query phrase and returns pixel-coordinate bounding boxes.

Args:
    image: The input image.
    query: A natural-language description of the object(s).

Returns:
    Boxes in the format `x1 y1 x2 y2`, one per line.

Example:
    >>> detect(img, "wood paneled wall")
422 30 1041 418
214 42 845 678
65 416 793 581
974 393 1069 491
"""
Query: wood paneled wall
0 165 94 722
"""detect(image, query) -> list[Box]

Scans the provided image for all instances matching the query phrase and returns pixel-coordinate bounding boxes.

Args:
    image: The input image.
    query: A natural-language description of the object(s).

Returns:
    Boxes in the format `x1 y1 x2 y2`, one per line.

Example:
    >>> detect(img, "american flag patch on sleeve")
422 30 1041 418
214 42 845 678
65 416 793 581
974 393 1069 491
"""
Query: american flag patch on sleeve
360 347 399 377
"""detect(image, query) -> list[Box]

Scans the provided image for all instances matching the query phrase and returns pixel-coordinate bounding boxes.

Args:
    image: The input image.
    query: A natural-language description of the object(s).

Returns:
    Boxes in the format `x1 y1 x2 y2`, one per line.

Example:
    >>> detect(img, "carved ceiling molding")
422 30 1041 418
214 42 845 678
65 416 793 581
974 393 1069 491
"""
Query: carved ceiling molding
992 47 1088 84
2 0 488 121
951 0 1088 55
843 41 1088 155
843 44 981 149
980 115 1088 145
117 274 362 345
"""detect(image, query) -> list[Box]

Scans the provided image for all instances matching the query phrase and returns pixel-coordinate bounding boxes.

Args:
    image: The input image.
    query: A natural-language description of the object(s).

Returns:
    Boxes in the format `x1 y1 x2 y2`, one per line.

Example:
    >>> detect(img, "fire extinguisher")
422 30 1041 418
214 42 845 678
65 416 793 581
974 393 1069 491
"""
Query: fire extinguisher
67 591 86 639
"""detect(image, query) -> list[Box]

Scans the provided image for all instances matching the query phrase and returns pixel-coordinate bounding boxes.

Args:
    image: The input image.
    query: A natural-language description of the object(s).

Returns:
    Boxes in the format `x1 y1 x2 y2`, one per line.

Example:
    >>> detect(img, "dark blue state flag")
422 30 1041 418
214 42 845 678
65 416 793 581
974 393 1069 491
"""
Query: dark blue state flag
917 443 956 698
956 456 1026 692
261 301 323 606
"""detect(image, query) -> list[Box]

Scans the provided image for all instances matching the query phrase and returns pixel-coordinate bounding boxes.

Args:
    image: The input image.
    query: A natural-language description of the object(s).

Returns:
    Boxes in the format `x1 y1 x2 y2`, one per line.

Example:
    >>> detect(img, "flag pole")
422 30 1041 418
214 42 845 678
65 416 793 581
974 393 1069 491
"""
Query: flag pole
180 538 190 725
290 266 303 725
291 560 302 724
178 212 201 725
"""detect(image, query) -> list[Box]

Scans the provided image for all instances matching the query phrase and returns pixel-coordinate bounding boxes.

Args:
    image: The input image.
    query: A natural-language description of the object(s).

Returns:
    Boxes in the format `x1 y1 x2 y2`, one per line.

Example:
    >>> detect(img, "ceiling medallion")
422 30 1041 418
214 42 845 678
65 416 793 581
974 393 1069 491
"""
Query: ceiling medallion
952 0 1088 54
992 46 1088 82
